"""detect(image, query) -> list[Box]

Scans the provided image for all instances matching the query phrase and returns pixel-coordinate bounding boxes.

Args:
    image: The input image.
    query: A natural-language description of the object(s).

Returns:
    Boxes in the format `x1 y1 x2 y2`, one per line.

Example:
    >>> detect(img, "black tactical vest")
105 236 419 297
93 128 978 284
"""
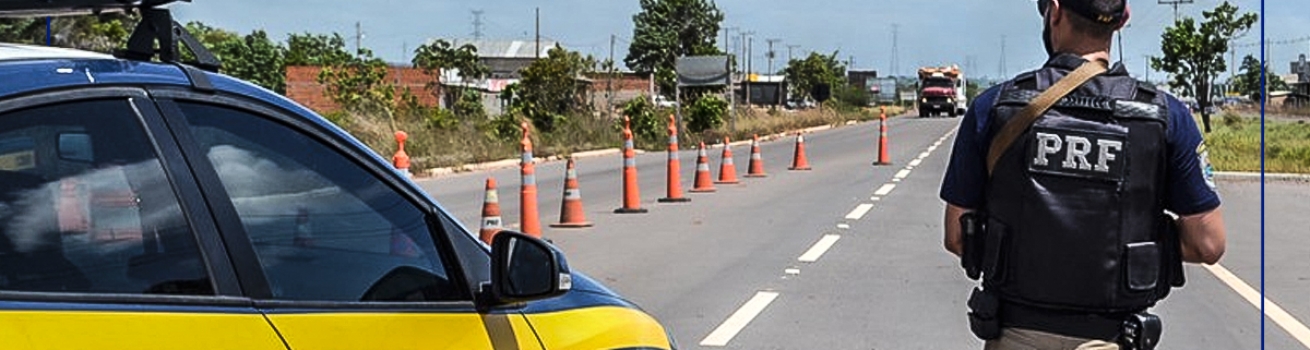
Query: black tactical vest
982 54 1170 313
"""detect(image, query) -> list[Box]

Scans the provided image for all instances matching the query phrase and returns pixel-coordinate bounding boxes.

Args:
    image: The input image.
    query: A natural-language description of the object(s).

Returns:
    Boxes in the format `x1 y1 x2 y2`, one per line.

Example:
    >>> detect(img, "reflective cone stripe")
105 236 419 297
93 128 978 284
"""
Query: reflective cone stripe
690 142 717 193
520 121 542 237
875 109 891 165
659 114 691 203
716 137 740 184
479 177 504 244
745 134 767 178
552 159 593 228
615 117 648 214
789 134 812 170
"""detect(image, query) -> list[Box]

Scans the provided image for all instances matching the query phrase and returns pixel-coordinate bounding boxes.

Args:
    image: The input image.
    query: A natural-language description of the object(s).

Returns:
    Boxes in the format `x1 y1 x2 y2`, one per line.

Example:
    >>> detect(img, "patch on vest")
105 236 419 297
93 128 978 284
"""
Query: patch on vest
1027 127 1128 181
1198 142 1217 190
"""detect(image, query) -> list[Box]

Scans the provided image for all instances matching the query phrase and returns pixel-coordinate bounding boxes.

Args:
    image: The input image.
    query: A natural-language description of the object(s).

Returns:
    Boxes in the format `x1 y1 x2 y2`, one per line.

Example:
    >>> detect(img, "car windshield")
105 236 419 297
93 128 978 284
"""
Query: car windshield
924 78 953 88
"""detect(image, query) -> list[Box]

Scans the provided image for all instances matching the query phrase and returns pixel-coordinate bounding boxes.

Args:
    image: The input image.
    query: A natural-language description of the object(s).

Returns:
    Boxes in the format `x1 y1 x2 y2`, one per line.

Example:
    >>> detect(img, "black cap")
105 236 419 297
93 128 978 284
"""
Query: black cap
1040 0 1127 25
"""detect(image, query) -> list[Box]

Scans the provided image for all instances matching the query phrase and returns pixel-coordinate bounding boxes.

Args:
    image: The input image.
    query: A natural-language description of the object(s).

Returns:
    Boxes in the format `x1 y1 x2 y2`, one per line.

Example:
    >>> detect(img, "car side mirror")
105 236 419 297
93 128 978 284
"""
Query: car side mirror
486 231 571 307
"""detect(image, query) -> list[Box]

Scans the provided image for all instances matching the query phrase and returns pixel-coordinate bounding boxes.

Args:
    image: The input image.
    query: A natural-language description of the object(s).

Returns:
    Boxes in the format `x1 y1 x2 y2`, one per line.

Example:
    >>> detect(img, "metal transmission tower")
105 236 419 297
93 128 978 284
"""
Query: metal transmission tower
471 10 485 40
1158 0 1193 22
891 24 900 76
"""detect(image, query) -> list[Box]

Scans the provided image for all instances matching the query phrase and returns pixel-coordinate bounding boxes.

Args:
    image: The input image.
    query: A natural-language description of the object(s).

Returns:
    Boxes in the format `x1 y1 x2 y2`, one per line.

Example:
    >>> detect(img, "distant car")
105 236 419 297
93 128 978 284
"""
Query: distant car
654 95 679 108
0 1 674 349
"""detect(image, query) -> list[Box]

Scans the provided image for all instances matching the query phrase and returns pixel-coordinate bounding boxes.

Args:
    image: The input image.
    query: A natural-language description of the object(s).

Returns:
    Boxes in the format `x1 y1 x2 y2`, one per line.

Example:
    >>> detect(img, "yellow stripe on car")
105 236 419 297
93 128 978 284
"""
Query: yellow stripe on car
526 306 672 349
0 311 286 350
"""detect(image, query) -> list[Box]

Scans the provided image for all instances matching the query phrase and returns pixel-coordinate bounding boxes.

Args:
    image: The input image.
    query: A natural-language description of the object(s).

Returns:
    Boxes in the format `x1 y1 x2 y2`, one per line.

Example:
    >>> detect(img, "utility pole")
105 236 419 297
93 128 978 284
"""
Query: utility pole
999 35 1007 78
609 34 616 120
740 31 754 108
787 44 800 62
723 26 738 54
766 39 781 109
535 7 541 59
1142 55 1153 83
472 10 485 40
1158 0 1193 22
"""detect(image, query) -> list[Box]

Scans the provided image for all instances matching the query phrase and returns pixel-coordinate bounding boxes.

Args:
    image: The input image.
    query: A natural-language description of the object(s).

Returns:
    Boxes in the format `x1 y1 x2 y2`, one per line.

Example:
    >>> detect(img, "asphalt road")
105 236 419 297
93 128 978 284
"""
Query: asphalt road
415 114 1309 349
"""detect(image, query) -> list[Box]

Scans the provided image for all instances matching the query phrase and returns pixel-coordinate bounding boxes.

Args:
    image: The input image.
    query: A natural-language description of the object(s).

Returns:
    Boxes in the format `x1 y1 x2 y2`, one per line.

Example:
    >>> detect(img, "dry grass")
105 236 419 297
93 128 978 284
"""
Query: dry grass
1205 111 1310 173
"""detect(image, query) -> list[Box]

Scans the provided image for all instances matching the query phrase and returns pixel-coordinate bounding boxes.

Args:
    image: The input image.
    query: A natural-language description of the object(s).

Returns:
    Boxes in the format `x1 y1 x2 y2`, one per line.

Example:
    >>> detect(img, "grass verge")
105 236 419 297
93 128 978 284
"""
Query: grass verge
1205 112 1310 173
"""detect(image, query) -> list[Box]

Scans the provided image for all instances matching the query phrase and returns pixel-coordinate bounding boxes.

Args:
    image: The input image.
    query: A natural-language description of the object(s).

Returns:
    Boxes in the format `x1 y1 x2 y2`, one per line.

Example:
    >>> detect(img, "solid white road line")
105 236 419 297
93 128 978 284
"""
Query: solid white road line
874 183 897 196
895 169 912 180
798 234 842 262
1203 264 1310 348
700 291 781 347
845 204 875 220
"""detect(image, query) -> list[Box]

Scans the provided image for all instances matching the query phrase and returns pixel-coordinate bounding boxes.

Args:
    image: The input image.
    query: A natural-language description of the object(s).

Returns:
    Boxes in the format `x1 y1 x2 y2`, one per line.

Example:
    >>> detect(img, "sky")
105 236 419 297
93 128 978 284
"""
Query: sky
173 0 1308 83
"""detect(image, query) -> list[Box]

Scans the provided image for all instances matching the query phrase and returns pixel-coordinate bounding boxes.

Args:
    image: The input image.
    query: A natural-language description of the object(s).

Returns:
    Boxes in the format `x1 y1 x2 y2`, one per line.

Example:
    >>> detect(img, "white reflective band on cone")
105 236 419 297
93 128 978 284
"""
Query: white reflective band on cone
625 158 637 167
564 189 581 199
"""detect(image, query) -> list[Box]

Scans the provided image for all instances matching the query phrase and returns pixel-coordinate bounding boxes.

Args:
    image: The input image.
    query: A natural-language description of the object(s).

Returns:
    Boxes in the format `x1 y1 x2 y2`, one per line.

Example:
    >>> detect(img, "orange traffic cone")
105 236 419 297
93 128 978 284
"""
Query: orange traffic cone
874 107 891 166
690 142 717 193
789 134 812 170
745 134 767 178
659 114 691 203
393 131 412 177
479 177 504 244
551 158 593 228
519 121 543 237
615 116 649 214
716 137 740 184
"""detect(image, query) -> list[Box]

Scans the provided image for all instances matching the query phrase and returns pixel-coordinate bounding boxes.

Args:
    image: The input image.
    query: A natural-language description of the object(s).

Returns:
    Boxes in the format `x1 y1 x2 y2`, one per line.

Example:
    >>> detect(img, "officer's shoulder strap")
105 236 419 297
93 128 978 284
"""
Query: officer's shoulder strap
986 61 1108 177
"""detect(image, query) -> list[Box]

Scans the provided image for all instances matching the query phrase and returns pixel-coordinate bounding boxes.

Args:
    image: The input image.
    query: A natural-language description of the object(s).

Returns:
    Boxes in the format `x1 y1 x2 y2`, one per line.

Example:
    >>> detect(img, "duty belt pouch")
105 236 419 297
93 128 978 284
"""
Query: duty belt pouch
968 287 1002 340
960 212 986 280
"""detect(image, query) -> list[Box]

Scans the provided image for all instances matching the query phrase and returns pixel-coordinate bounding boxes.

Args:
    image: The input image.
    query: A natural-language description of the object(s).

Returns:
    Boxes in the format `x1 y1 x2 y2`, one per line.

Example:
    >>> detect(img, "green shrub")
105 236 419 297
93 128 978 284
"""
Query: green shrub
686 95 727 133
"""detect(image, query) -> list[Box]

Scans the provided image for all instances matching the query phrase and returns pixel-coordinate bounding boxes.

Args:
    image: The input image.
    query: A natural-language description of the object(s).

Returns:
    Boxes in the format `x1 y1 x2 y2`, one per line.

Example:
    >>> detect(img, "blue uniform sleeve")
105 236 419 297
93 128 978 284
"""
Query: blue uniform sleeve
1163 95 1222 215
939 86 1002 209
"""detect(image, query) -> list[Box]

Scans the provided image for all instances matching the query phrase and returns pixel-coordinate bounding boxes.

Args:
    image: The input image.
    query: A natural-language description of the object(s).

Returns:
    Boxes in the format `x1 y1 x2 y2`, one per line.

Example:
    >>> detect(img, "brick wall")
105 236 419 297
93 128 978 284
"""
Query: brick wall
587 72 654 111
285 65 441 113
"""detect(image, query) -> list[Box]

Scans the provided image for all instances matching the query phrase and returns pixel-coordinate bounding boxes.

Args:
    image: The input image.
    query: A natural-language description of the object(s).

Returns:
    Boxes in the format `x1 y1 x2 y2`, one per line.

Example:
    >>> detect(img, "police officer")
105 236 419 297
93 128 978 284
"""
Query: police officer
939 0 1227 349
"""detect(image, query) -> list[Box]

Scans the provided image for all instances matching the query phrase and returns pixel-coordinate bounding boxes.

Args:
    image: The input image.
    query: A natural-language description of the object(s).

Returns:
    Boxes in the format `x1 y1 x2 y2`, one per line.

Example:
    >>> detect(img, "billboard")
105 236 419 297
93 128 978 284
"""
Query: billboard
676 56 730 87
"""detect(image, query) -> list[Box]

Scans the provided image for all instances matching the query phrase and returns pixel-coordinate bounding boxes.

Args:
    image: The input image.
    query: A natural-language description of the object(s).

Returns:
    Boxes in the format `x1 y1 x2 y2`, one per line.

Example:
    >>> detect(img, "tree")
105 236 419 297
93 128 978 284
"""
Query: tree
624 0 724 98
1 14 134 52
783 51 846 103
1150 1 1257 132
186 22 286 93
285 32 354 67
318 47 395 124
412 39 490 119
512 45 591 132
1230 54 1289 102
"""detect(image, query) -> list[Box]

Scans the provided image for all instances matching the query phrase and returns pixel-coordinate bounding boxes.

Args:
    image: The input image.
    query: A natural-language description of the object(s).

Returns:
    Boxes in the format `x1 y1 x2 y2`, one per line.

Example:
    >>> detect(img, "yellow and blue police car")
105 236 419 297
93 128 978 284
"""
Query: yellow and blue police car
0 1 674 349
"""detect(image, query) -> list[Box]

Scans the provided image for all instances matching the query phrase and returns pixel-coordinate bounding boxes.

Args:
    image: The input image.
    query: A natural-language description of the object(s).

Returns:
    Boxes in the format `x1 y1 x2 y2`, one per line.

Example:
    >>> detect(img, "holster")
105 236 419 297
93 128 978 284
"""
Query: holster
1156 214 1186 300
960 212 986 280
967 287 1002 340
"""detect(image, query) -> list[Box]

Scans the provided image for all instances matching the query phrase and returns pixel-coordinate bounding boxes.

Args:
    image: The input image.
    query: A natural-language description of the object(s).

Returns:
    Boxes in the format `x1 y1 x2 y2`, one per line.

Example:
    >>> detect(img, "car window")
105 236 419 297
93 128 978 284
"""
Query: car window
176 102 463 302
0 99 211 295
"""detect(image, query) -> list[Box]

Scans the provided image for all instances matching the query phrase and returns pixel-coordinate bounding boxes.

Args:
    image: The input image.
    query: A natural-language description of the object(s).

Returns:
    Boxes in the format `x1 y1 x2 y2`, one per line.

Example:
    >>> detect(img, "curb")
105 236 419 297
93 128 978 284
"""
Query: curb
1215 171 1310 182
421 148 627 179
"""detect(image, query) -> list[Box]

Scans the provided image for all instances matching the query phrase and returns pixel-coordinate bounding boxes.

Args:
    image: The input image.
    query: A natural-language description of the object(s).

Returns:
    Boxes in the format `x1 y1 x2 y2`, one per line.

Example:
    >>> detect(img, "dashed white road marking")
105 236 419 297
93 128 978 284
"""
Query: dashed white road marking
918 151 931 158
784 268 801 275
909 159 923 167
798 234 842 262
894 169 912 180
700 291 781 347
1203 264 1310 348
836 223 850 229
870 196 881 201
845 204 875 220
874 183 896 196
